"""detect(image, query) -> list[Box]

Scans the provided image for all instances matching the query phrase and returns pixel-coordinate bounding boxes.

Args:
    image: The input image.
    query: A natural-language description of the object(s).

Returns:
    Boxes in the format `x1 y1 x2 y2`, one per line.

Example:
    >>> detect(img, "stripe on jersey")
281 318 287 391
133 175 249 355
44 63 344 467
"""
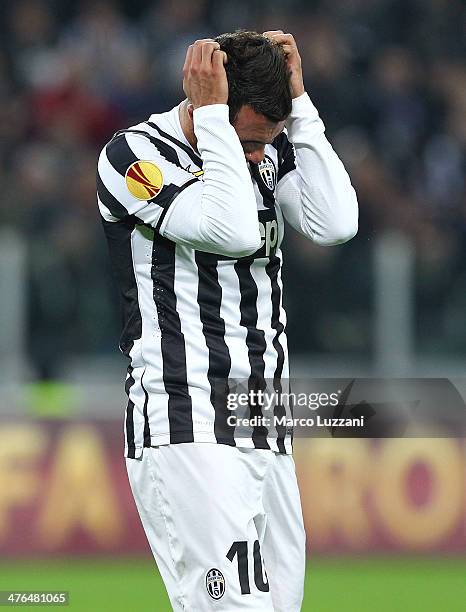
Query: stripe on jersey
266 254 287 454
146 121 203 169
125 366 136 458
234 259 270 450
195 251 234 446
115 129 182 167
141 370 151 447
97 174 129 220
152 234 194 443
101 218 142 356
272 132 296 182
106 133 138 175
251 166 288 452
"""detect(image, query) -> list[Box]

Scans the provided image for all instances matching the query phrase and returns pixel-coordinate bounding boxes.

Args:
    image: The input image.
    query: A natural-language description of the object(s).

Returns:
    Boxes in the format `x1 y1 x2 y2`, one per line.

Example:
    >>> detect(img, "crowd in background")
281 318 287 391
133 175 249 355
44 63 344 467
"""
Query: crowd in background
0 0 464 378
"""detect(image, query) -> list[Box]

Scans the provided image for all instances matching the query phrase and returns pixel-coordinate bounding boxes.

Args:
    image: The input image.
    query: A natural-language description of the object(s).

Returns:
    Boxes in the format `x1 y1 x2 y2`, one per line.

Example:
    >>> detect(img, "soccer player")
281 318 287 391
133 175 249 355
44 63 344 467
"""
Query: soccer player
97 30 357 611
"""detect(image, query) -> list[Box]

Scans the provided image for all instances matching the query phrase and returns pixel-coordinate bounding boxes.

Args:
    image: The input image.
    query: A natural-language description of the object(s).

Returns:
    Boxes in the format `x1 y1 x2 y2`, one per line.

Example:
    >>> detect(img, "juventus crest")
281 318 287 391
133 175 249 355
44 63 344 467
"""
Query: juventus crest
206 568 226 599
258 155 277 191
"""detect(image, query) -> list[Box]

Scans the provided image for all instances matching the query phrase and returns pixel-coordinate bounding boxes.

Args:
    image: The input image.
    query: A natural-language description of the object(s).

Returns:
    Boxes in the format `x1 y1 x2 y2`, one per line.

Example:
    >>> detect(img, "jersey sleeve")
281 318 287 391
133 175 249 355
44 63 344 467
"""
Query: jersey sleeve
274 130 297 185
275 93 358 246
97 105 262 258
97 130 199 233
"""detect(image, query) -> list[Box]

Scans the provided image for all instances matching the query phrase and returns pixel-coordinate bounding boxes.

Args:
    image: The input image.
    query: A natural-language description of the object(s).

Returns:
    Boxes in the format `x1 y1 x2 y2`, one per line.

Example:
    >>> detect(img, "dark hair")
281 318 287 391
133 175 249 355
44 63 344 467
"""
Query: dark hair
215 30 292 124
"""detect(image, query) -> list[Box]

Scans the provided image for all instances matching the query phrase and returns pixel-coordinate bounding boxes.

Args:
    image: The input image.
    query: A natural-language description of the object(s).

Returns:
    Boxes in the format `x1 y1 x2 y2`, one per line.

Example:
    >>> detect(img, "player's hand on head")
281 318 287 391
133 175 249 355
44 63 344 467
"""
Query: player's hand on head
262 30 305 99
183 39 228 109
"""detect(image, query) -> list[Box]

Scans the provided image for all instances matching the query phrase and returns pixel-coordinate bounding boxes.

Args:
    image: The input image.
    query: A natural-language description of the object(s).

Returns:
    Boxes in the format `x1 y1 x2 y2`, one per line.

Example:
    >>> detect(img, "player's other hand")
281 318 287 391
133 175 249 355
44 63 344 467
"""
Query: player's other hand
262 30 305 99
183 39 228 109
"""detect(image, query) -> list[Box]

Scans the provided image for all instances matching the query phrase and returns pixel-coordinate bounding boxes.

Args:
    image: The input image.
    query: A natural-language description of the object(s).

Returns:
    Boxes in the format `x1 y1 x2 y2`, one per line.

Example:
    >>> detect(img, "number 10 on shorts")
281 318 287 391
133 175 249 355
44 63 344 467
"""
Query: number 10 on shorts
227 540 269 594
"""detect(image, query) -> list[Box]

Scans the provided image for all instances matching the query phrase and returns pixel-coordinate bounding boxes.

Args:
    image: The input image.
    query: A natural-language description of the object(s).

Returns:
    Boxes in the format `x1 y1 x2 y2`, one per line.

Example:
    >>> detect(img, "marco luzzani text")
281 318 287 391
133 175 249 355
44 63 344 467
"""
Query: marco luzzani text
226 389 365 429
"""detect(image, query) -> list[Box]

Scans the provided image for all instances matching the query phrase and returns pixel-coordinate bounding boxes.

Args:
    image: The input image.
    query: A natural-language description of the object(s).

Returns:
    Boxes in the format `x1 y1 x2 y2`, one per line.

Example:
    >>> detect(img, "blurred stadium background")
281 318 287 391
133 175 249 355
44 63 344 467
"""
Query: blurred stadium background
0 0 465 610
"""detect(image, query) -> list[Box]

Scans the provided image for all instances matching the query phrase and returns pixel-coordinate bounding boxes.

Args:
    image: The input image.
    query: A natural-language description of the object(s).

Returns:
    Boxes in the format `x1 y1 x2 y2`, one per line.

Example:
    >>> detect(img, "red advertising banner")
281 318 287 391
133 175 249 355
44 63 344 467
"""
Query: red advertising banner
0 420 147 557
0 420 465 556
294 438 466 554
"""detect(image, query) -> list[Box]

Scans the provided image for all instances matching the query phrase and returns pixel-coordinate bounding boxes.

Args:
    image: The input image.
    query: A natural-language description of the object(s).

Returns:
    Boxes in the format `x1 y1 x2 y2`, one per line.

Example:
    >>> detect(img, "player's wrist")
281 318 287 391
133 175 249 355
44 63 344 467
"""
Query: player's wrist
288 92 319 121
290 76 305 99
193 103 229 121
192 99 228 109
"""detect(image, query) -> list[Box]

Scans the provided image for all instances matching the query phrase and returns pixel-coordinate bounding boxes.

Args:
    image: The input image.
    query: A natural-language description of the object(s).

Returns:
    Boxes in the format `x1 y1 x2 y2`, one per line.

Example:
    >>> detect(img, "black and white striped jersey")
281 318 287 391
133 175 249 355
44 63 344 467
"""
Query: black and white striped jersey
97 94 359 458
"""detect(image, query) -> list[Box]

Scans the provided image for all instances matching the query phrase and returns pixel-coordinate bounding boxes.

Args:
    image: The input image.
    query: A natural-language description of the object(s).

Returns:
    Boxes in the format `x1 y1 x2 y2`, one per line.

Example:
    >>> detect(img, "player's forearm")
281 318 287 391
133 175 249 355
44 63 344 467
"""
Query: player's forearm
192 104 261 256
280 93 358 245
161 105 261 257
160 39 260 257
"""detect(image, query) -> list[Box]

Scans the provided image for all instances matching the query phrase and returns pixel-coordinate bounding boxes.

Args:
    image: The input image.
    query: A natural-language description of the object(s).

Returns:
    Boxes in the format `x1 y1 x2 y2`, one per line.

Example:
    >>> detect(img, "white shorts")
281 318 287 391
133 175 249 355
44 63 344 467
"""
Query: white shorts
126 443 306 611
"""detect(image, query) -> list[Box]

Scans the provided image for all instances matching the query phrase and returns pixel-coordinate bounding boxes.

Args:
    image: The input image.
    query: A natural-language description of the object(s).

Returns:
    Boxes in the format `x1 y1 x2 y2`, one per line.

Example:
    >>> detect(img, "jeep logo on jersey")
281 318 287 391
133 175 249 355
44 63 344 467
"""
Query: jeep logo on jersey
259 219 278 257
206 568 225 600
125 160 164 200
258 155 276 191
202 208 279 261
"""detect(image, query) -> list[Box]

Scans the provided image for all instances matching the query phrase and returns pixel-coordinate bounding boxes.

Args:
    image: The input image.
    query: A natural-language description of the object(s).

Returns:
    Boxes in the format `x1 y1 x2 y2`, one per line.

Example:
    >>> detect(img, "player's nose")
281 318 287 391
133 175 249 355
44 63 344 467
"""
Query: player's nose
245 149 265 164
